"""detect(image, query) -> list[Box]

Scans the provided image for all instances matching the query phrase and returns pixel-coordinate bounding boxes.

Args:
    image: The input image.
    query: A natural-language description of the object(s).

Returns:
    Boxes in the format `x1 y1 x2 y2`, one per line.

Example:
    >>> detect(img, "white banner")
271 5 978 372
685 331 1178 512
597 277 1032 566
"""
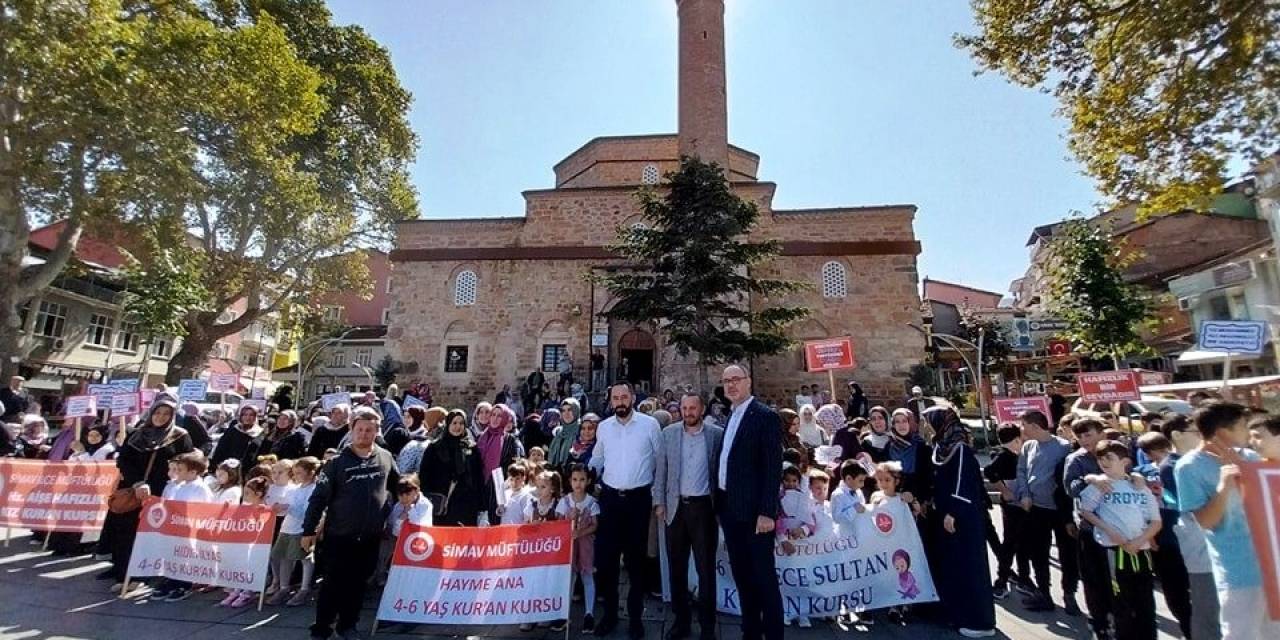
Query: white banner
377 521 572 625
712 499 937 617
128 498 275 592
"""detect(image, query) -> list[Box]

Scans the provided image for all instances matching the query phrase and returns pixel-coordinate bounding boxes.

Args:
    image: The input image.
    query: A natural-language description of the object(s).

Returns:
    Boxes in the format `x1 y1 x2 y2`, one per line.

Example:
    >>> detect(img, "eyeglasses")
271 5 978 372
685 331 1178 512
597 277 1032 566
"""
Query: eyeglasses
720 376 748 385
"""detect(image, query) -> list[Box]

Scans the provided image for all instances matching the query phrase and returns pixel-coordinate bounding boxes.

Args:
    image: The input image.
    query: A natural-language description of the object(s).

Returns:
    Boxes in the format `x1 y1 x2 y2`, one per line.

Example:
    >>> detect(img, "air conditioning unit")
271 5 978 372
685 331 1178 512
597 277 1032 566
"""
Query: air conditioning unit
53 338 65 351
1177 297 1196 311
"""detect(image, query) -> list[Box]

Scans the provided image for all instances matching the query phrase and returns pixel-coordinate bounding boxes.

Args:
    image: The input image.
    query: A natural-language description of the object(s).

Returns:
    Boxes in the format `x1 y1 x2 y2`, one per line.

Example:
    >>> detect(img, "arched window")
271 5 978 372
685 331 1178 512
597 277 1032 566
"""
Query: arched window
641 164 660 185
454 270 477 306
821 261 847 299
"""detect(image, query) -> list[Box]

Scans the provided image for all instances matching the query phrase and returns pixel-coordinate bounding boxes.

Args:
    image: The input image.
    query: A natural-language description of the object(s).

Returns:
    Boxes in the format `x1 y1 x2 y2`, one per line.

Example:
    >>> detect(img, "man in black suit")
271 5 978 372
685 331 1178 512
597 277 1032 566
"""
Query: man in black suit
715 364 783 640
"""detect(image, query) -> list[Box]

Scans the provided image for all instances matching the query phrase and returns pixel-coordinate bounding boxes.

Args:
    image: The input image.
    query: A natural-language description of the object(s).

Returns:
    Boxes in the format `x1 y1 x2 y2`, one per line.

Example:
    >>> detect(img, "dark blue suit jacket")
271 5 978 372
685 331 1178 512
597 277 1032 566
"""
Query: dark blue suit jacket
719 398 783 524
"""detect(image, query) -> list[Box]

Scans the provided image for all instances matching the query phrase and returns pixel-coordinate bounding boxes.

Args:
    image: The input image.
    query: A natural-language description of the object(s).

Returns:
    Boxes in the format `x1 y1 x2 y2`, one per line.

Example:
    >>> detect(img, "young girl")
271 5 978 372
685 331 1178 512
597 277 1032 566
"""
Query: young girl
561 465 599 633
69 424 116 461
870 461 910 625
265 459 297 512
520 470 566 632
527 446 547 471
267 457 320 607
778 464 816 627
209 459 243 505
219 477 269 608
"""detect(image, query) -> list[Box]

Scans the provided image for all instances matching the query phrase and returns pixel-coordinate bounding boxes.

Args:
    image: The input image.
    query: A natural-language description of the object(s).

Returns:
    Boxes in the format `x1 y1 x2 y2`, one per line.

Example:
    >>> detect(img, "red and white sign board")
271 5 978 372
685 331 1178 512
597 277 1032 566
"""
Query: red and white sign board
1047 339 1071 357
377 521 572 625
128 497 275 591
0 460 119 532
1240 462 1280 620
803 337 857 372
1077 370 1142 403
993 396 1052 424
208 373 239 393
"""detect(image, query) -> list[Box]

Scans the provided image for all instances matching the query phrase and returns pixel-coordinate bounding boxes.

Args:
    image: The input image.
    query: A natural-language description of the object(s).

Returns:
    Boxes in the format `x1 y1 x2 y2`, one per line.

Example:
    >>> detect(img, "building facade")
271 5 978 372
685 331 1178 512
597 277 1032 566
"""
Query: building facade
386 0 924 410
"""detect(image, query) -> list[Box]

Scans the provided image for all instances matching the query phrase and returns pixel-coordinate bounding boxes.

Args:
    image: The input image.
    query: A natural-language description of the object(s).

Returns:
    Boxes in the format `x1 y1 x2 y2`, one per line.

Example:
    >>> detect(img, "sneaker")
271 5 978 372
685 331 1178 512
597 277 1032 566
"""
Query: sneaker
1063 595 1082 617
582 614 596 633
1014 581 1037 597
151 586 173 600
518 623 535 632
266 589 291 606
287 589 312 607
230 591 256 608
959 628 996 638
164 588 192 602
797 616 812 628
992 580 1011 600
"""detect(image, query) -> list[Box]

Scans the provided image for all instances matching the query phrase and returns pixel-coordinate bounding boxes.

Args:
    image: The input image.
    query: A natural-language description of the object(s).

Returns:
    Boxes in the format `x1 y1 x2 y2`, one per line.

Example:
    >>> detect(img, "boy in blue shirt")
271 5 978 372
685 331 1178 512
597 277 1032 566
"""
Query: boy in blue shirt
1175 402 1279 640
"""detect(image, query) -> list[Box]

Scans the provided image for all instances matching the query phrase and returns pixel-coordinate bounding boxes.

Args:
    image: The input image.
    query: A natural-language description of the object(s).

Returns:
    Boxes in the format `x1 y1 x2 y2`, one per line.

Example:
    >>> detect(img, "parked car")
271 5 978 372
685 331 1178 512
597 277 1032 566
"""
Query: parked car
1070 395 1193 432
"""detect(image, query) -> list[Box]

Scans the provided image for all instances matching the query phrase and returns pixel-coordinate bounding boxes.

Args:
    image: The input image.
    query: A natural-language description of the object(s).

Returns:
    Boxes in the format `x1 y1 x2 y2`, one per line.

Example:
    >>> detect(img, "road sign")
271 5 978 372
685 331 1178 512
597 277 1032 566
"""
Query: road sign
803 337 857 372
993 396 1052 424
1047 339 1072 357
1077 370 1142 403
1198 320 1268 355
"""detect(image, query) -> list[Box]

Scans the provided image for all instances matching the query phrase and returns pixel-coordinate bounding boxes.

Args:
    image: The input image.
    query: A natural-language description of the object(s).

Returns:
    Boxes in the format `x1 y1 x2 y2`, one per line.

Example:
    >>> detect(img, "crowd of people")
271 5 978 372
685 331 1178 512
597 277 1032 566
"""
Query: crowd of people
3 370 1280 640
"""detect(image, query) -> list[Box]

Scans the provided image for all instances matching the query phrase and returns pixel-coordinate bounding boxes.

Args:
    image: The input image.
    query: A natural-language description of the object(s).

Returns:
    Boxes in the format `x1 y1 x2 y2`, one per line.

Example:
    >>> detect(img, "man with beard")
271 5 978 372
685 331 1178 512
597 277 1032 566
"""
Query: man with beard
589 381 662 639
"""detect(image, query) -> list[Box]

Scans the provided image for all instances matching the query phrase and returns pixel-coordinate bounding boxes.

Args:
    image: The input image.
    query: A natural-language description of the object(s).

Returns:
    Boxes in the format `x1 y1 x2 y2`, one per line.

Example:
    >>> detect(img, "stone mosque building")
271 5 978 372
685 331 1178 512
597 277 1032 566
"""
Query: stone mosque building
386 0 924 408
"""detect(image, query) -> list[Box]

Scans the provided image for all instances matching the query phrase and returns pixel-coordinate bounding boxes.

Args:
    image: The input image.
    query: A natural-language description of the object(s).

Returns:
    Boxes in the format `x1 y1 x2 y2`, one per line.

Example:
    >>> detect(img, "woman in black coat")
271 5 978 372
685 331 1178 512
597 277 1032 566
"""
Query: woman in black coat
210 404 265 471
419 410 485 526
267 410 307 460
101 397 193 586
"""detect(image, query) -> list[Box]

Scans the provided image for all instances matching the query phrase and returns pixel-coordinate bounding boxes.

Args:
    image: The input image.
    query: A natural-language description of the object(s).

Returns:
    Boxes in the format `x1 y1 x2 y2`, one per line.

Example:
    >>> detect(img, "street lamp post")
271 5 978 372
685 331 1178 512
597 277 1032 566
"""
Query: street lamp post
296 327 359 402
351 362 374 390
907 323 989 431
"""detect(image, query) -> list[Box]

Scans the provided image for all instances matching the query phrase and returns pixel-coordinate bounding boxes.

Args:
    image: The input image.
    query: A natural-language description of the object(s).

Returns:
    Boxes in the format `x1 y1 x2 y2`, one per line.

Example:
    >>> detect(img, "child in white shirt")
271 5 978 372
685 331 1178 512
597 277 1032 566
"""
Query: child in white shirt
807 468 834 540
267 457 320 606
218 477 269 609
266 459 297 511
208 459 243 505
153 452 214 602
497 463 535 525
831 459 869 537
778 464 816 628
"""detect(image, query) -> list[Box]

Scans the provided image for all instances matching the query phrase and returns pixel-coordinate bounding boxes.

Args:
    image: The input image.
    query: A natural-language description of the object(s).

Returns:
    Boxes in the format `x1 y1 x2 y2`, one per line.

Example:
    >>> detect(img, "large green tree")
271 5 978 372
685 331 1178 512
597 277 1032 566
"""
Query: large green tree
1 0 321 379
597 157 808 391
158 0 419 382
1045 219 1153 367
958 0 1278 214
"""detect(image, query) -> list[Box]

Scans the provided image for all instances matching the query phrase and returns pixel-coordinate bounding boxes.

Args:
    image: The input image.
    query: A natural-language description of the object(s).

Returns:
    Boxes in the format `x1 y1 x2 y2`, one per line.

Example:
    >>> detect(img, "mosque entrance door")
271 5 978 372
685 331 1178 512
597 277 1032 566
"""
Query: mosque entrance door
618 329 656 393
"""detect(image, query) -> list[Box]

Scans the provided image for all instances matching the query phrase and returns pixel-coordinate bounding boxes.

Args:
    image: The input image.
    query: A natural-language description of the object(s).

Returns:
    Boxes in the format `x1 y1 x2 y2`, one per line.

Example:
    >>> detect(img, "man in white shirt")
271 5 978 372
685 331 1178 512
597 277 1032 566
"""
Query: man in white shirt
588 381 662 639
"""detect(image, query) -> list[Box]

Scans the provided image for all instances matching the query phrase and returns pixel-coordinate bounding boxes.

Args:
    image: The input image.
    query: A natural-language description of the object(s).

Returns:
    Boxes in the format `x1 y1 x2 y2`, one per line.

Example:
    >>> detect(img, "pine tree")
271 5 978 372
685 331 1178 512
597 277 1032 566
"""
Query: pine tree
596 157 807 390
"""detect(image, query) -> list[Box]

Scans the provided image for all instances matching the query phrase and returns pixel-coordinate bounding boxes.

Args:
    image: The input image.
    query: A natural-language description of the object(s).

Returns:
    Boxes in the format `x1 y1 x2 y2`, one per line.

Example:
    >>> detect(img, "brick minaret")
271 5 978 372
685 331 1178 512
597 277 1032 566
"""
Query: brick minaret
676 0 730 171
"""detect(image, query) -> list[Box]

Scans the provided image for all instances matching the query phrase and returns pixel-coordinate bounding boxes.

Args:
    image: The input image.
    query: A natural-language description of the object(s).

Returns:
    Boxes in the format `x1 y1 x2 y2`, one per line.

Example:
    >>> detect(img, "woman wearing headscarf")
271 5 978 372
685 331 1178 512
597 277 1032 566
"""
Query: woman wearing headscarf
14 413 52 459
478 404 520 523
562 412 600 476
470 401 494 440
210 404 265 472
861 406 893 462
822 404 863 463
845 382 869 419
178 402 212 455
797 404 826 448
420 410 485 526
101 397 193 587
70 422 117 461
546 398 581 469
395 406 448 474
524 408 557 454
923 406 996 637
779 408 804 452
267 410 307 460
888 408 933 516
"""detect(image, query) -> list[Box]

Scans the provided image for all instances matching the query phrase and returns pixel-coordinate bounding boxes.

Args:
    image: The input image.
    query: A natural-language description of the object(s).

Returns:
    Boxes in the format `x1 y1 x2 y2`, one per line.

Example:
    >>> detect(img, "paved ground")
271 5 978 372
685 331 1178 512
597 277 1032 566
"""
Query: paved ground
0 527 1184 640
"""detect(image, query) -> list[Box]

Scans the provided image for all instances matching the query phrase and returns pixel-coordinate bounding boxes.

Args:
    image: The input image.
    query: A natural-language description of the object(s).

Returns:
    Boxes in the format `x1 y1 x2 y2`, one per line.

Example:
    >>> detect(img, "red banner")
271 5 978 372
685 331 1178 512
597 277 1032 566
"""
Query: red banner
803 337 856 372
1077 370 1142 403
378 521 572 625
0 460 119 532
1240 462 1280 620
131 498 276 591
993 396 1052 424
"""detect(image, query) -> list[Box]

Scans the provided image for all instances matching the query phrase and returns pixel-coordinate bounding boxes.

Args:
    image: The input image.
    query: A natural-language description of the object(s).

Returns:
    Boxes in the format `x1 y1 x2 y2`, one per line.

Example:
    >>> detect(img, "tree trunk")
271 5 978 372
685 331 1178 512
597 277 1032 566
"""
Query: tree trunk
164 330 217 384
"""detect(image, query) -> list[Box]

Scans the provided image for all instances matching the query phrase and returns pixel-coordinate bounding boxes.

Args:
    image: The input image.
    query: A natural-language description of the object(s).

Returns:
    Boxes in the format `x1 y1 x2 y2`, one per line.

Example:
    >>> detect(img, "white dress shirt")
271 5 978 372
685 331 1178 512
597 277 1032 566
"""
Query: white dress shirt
590 410 661 490
718 396 753 490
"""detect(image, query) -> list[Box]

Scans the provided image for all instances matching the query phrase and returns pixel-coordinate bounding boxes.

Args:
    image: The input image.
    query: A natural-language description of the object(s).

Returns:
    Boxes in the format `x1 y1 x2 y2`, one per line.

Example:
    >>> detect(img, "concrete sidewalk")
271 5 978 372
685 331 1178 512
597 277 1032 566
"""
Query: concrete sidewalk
0 529 1183 639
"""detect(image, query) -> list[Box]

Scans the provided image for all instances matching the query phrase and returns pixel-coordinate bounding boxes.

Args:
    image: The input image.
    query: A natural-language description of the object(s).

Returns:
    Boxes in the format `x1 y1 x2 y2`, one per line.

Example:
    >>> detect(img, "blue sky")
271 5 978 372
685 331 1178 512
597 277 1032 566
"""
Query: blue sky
327 0 1102 295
